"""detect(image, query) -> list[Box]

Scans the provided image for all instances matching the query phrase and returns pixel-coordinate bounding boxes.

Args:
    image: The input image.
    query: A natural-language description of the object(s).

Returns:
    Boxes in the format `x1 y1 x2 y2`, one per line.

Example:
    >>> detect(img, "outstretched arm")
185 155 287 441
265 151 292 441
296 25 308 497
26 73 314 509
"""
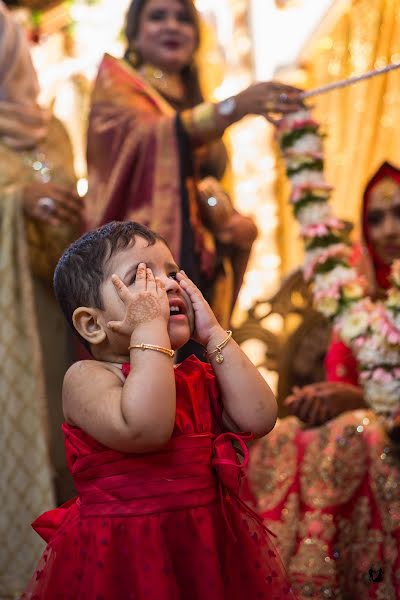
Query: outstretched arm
181 82 305 145
177 272 277 437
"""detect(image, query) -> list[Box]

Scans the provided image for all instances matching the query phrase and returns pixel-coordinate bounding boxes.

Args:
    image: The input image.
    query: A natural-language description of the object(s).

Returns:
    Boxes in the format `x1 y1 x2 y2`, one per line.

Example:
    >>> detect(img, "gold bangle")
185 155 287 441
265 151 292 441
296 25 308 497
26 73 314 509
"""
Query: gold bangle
181 103 218 143
128 343 175 358
207 330 233 364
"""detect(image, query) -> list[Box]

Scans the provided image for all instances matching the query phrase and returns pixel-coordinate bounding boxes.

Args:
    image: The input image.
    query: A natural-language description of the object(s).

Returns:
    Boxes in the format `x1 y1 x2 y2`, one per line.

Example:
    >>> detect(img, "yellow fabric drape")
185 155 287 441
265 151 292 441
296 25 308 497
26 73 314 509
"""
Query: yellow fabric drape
279 0 400 274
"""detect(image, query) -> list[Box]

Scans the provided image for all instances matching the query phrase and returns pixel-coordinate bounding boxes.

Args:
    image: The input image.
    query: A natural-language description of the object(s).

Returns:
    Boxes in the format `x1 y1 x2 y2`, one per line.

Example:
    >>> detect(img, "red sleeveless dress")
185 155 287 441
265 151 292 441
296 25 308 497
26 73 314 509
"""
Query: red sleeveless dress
22 356 295 599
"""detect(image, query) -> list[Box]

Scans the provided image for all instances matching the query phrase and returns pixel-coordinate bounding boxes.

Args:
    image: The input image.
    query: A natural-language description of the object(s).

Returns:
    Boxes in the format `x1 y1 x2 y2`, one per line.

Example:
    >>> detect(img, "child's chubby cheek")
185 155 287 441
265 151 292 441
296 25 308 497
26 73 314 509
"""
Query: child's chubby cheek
180 288 195 334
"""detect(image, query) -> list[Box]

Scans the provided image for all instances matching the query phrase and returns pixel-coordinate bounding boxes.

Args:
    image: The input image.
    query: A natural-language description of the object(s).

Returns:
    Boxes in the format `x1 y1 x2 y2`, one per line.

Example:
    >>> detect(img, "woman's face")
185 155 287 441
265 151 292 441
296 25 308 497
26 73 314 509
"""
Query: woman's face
366 177 400 264
134 0 197 73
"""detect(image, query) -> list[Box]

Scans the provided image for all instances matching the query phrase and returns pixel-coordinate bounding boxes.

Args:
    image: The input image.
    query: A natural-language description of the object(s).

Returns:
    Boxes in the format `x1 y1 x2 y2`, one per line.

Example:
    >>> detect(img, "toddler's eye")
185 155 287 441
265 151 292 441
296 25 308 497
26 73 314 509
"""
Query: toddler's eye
168 272 178 280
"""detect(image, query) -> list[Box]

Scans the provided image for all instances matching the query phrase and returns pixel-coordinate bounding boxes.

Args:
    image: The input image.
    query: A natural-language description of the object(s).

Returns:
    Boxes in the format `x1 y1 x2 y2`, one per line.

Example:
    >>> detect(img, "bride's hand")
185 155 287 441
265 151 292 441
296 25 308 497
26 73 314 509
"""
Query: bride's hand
284 381 365 426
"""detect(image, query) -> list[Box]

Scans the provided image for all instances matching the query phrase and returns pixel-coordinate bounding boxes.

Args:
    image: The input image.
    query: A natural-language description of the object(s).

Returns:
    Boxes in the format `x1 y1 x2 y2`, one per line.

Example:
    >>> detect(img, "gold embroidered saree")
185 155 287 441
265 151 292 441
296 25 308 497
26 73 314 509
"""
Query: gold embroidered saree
0 115 78 598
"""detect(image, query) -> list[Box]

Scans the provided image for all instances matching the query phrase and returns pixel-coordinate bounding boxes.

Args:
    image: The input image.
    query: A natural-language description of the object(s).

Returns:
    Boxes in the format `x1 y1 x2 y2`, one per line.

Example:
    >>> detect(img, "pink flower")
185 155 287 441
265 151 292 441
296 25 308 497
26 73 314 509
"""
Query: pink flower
304 244 351 281
314 285 341 301
301 218 348 240
353 336 367 349
375 306 400 344
301 223 330 238
324 217 347 230
291 182 332 203
372 368 394 384
359 370 372 382
278 117 319 134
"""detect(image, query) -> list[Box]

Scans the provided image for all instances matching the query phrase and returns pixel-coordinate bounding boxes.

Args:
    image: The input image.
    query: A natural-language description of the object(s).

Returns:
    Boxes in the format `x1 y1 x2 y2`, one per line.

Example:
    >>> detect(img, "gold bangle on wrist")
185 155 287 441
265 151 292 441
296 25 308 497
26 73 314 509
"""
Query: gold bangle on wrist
128 343 175 358
181 102 218 143
207 330 233 364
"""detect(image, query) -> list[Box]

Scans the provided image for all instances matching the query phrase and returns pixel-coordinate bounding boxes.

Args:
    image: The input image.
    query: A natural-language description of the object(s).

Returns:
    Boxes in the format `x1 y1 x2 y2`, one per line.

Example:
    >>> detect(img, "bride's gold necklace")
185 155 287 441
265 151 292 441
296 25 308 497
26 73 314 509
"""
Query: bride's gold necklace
140 63 185 103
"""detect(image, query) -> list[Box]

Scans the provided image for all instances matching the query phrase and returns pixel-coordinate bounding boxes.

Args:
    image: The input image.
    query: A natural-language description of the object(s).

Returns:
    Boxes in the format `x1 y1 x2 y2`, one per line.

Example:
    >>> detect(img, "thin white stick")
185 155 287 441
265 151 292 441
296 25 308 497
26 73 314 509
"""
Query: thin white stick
299 62 400 99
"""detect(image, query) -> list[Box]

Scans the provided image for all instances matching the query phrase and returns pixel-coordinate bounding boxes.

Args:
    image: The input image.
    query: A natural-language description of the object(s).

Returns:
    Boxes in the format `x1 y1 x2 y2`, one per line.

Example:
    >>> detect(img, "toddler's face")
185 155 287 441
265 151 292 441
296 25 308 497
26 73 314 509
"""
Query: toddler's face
100 237 194 352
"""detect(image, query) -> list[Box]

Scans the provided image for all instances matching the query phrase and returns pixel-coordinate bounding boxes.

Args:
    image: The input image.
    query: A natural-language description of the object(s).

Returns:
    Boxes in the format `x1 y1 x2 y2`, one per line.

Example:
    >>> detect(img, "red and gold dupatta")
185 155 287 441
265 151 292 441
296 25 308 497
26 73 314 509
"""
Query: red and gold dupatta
86 53 182 260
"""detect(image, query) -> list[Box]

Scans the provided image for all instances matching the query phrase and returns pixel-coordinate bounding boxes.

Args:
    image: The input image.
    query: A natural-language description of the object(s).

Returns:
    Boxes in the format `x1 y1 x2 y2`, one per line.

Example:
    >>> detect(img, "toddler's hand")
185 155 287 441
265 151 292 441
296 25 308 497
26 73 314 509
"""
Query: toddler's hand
176 271 220 346
107 264 169 336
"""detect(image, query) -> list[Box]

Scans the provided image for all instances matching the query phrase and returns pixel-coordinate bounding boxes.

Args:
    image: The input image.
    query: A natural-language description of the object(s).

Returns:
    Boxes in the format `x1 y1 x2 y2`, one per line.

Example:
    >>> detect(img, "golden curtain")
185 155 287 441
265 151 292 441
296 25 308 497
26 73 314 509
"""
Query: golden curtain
279 0 400 274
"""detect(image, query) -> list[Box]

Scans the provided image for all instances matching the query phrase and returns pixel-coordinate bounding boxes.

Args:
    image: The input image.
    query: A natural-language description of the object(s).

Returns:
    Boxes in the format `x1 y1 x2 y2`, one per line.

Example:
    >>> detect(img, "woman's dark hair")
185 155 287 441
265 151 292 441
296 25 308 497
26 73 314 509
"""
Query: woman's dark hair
54 221 167 349
124 0 203 106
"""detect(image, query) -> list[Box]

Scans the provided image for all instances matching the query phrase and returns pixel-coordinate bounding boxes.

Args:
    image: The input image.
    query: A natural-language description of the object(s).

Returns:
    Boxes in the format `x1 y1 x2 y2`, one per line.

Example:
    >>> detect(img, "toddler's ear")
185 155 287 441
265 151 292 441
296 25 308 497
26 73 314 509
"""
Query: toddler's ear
73 307 106 346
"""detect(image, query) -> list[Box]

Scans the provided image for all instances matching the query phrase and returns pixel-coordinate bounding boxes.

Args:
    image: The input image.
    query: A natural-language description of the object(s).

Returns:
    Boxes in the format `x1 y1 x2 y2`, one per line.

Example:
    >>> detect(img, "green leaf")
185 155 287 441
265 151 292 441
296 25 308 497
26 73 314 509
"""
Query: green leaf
305 233 345 250
287 159 323 177
292 195 328 216
280 125 319 150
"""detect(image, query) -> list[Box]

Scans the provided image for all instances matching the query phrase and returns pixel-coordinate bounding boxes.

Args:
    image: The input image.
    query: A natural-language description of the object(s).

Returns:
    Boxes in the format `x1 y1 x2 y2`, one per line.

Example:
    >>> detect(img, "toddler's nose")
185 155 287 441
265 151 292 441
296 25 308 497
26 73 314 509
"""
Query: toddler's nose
163 276 180 292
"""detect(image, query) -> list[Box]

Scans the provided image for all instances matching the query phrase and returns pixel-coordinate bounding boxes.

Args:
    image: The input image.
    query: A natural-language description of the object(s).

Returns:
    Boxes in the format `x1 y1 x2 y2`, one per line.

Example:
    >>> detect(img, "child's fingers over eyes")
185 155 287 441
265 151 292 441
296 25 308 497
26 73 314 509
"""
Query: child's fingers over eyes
111 274 131 302
146 268 156 292
135 263 147 291
155 277 166 294
177 271 203 297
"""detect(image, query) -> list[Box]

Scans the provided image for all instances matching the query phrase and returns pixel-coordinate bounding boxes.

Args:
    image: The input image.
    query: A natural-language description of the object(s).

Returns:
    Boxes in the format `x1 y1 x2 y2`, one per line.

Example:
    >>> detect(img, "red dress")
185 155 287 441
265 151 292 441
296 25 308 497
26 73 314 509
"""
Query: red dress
23 356 295 599
246 338 400 598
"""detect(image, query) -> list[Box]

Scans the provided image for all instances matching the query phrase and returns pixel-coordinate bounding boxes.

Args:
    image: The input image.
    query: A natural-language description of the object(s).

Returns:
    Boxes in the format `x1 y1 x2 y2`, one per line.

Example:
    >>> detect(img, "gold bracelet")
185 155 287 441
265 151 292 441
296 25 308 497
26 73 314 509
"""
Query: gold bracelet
128 343 175 358
181 103 218 143
207 330 233 364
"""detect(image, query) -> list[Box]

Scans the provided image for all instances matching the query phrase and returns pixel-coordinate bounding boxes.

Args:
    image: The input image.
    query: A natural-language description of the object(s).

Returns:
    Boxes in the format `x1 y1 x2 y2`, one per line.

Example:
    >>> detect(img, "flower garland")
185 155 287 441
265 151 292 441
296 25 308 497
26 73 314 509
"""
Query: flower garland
277 109 400 427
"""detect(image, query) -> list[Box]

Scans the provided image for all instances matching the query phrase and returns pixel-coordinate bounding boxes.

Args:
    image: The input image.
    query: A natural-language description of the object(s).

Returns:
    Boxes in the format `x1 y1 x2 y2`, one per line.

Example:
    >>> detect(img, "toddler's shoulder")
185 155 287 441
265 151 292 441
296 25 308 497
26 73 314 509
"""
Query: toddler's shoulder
64 359 123 382
62 360 125 426
64 359 102 385
63 360 124 403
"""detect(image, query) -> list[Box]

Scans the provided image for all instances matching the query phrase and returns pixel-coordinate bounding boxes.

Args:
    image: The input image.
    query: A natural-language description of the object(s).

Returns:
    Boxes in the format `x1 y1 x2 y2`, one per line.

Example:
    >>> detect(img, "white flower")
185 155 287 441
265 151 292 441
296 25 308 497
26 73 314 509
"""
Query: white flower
314 266 357 293
290 171 327 189
280 110 313 129
314 295 339 318
304 245 325 267
391 260 400 287
342 281 364 300
337 310 369 344
364 379 400 414
386 288 400 309
303 243 350 281
297 202 332 227
389 311 400 330
355 335 400 367
290 134 323 155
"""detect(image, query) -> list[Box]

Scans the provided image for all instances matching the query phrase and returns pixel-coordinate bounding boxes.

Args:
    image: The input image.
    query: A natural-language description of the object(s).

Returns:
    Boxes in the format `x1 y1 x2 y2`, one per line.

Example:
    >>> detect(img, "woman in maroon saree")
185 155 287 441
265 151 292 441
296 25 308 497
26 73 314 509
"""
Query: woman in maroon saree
86 0 304 335
247 162 400 599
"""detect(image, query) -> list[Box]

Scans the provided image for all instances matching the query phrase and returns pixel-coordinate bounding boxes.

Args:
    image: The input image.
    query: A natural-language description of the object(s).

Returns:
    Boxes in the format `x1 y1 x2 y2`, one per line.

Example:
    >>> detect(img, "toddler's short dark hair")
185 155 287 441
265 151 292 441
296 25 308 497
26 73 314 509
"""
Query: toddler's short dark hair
54 221 166 346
